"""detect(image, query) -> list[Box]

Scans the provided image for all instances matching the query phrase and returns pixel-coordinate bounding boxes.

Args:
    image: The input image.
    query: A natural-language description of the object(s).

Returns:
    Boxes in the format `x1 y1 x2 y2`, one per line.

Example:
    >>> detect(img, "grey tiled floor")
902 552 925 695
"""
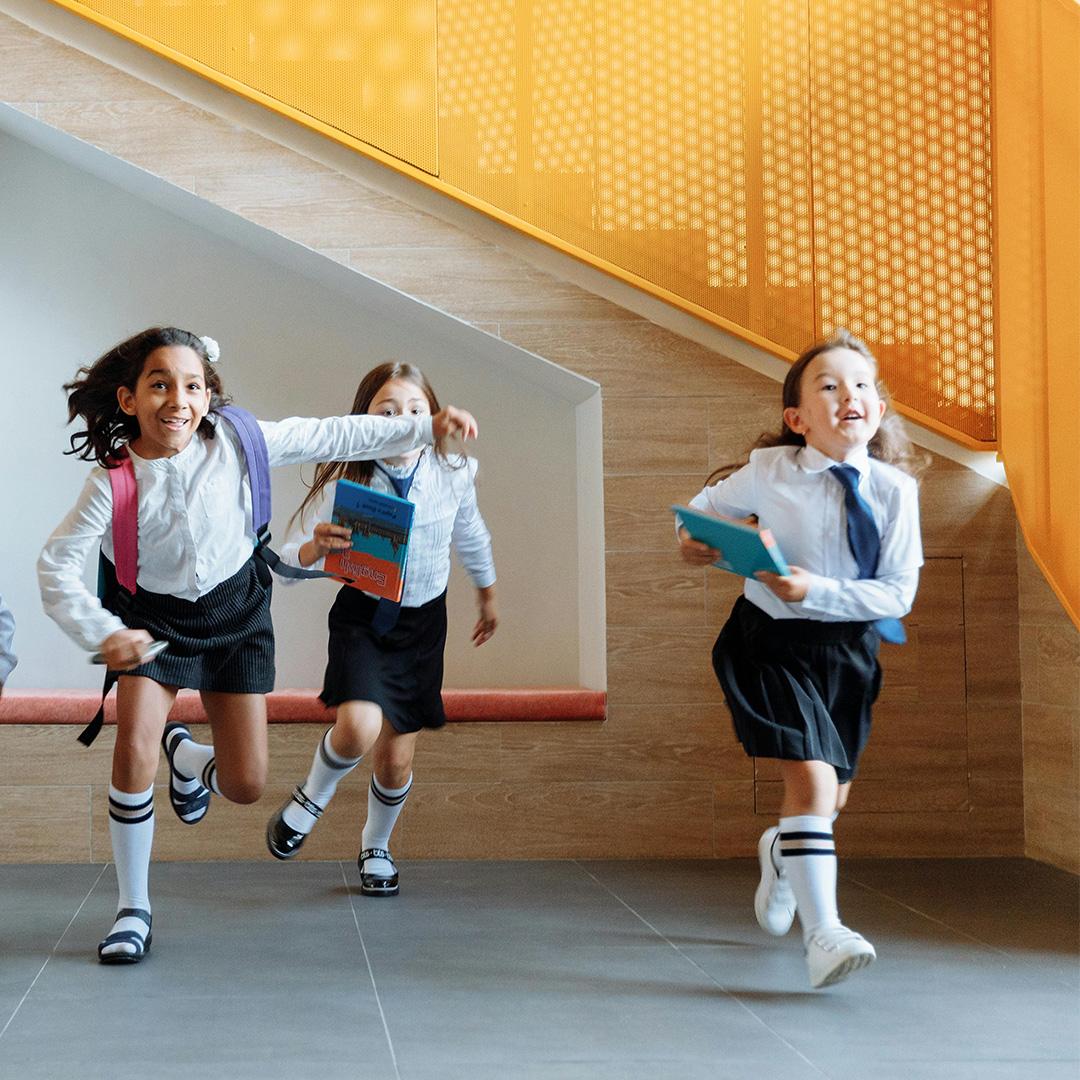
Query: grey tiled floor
1 858 1076 1080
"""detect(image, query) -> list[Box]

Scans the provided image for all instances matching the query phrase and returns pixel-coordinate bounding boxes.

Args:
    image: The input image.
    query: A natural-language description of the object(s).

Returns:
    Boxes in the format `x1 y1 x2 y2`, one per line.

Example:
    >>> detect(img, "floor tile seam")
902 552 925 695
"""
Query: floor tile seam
0 861 109 1041
842 872 1078 990
340 860 402 1080
570 860 831 1079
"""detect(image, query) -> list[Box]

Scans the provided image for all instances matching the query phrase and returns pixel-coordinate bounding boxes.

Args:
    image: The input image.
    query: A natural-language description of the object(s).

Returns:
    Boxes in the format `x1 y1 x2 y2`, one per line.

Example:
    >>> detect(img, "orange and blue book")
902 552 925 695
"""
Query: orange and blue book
324 478 414 602
673 505 790 579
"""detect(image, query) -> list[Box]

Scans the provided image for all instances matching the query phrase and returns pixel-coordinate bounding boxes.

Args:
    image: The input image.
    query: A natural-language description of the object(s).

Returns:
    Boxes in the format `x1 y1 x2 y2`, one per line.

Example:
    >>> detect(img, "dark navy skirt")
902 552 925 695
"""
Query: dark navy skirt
101 556 275 694
319 587 448 734
712 596 882 783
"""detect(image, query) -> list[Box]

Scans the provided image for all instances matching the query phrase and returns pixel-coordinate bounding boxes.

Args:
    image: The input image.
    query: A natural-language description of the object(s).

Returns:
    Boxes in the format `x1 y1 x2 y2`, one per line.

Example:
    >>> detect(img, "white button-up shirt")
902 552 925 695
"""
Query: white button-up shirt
686 444 922 622
279 450 496 606
38 412 434 651
0 593 16 683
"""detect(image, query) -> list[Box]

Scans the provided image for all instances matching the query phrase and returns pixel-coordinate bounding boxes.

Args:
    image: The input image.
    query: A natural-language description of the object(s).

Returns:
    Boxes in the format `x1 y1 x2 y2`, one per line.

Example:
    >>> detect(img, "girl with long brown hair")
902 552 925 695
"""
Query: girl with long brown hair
266 363 497 897
678 329 924 988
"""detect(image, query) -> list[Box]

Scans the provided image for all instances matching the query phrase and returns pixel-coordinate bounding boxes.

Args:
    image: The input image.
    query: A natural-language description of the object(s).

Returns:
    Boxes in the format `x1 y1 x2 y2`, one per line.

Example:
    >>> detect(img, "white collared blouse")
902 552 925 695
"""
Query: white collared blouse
686 444 922 622
278 449 496 607
38 412 435 652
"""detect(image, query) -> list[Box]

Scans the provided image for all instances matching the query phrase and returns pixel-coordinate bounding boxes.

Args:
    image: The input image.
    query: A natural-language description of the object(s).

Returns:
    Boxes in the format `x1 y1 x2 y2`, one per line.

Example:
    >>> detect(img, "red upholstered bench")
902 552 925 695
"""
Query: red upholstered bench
0 688 606 725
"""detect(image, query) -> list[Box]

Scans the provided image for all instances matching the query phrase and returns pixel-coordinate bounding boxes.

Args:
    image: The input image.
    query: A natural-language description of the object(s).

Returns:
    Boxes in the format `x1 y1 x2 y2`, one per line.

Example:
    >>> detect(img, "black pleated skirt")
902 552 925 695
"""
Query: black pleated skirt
319 586 448 734
101 556 275 694
712 596 882 783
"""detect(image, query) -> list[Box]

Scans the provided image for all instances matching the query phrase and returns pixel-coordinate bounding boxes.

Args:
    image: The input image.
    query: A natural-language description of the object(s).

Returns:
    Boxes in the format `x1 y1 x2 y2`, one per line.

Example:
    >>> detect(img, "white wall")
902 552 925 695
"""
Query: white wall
0 119 603 691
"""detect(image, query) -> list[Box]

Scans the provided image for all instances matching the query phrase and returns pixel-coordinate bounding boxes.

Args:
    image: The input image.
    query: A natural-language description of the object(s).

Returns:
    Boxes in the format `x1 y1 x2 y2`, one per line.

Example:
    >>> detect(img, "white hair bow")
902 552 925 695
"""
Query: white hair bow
199 335 221 363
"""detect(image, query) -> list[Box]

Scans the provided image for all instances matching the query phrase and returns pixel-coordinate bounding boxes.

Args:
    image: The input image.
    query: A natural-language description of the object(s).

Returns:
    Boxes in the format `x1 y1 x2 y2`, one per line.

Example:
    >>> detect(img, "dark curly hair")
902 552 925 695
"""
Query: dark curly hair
63 327 229 468
705 328 928 485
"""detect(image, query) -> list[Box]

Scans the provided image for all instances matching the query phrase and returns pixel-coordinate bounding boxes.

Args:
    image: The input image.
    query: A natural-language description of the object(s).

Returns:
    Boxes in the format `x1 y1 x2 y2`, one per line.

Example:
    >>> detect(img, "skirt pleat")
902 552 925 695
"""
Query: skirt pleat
101 556 275 694
712 596 882 783
319 587 448 734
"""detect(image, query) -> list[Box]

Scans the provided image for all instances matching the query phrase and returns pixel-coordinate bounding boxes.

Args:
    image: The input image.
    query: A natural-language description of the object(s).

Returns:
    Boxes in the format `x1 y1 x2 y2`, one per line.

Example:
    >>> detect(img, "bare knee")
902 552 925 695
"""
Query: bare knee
333 702 383 758
217 768 267 804
779 760 839 818
112 736 160 791
372 738 416 790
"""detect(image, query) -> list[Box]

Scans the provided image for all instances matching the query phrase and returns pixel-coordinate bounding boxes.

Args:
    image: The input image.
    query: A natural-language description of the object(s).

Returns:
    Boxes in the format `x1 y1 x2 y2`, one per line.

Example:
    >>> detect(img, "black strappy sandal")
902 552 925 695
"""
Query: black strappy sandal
97 908 152 965
265 787 324 860
161 722 211 825
358 848 400 897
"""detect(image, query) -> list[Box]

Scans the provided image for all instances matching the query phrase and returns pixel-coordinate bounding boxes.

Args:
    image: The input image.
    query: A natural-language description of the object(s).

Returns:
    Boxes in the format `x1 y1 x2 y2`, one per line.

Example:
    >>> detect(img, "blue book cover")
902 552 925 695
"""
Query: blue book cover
325 478 415 601
673 505 791 579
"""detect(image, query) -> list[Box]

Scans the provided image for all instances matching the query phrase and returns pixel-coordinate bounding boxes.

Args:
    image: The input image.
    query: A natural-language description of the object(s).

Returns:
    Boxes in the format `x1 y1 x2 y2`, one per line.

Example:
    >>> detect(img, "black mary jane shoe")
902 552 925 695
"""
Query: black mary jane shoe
161 722 211 825
358 847 400 897
97 908 152 965
266 786 324 861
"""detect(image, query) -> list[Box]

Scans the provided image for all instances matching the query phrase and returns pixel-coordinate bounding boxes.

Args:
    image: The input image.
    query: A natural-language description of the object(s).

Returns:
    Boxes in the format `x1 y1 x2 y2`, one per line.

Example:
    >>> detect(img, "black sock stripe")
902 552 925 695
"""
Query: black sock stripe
779 831 833 841
108 794 153 812
370 778 411 805
779 848 837 856
202 762 216 791
318 730 337 769
109 808 155 825
319 730 360 771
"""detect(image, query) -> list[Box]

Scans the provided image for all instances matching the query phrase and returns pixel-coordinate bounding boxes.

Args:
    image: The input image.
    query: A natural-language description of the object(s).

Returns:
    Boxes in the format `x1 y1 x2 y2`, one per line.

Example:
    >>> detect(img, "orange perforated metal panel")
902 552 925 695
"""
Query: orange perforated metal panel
72 0 438 172
50 0 996 445
809 0 995 443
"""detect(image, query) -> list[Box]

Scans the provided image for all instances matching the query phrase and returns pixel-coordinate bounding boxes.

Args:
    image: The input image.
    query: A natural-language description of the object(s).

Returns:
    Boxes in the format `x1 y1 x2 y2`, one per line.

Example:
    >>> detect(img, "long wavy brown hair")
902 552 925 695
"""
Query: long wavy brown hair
63 327 228 468
705 329 928 486
291 362 463 529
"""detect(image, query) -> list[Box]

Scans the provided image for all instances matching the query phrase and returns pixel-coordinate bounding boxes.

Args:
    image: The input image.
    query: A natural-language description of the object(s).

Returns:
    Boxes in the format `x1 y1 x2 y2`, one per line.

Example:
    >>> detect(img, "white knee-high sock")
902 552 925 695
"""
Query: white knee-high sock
282 727 363 834
172 735 222 796
361 775 412 877
102 783 154 957
778 814 840 941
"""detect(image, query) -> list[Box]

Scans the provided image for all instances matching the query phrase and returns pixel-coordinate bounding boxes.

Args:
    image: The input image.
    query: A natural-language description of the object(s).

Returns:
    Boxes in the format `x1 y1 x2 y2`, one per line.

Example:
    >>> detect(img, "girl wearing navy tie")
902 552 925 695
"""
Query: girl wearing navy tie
678 330 924 988
266 362 496 897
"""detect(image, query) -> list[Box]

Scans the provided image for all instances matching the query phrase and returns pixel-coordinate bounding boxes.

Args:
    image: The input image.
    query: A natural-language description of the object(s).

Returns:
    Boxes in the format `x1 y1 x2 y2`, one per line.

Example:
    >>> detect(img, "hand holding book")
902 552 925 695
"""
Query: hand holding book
299 522 353 567
673 505 790 580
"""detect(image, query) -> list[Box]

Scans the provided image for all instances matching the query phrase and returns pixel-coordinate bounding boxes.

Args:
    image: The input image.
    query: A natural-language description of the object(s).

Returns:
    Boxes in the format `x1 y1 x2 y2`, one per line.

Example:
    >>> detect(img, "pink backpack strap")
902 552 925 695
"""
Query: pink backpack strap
107 455 139 595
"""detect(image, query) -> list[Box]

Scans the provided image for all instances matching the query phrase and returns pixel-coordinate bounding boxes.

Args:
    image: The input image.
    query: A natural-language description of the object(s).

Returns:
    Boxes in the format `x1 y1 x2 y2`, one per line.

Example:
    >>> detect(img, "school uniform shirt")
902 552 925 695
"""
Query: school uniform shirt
38 412 435 652
0 593 16 683
278 450 496 606
686 444 922 623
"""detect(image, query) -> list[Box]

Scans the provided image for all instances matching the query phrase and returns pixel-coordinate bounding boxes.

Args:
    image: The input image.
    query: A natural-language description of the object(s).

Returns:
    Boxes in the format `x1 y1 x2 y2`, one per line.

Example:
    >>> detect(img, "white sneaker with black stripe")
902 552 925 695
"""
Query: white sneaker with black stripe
805 925 876 988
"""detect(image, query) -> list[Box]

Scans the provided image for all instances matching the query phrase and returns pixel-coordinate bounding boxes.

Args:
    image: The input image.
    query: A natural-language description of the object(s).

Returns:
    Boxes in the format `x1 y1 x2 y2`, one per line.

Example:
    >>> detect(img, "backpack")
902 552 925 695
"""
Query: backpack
80 406 335 745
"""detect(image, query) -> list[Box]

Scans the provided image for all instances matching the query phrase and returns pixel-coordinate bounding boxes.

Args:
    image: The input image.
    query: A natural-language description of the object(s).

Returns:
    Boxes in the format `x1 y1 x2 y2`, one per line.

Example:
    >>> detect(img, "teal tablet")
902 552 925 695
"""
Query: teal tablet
673 505 790 578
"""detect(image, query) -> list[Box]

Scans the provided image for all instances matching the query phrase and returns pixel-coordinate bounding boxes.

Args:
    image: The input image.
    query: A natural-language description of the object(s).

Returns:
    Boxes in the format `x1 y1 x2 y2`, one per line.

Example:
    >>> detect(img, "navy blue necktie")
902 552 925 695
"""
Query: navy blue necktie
369 459 420 636
829 465 906 644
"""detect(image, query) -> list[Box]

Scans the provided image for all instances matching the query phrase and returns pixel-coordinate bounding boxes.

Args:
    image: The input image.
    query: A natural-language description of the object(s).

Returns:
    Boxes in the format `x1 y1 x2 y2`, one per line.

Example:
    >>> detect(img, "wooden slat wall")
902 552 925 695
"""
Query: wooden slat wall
0 9 1025 861
1018 539 1080 874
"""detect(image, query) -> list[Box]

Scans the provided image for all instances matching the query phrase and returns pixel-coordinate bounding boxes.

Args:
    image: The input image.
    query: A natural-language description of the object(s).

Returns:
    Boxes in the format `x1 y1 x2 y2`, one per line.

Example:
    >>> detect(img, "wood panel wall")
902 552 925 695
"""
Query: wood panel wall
1018 538 1080 873
0 9 1027 861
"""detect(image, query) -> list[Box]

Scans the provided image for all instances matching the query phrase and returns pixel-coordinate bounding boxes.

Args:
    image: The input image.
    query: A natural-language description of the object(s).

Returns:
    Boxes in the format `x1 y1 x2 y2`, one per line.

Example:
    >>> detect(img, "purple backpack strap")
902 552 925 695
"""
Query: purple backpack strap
219 405 272 535
107 454 139 595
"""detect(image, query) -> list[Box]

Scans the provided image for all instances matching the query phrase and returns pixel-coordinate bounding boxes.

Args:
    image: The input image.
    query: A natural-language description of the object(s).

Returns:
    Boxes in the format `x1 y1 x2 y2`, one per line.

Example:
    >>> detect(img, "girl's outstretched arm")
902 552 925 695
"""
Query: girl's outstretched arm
261 408 478 469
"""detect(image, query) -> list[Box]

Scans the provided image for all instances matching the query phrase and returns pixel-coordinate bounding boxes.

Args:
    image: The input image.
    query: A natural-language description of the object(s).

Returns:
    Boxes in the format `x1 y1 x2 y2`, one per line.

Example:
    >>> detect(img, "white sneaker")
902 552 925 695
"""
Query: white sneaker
754 826 797 936
805 925 876 988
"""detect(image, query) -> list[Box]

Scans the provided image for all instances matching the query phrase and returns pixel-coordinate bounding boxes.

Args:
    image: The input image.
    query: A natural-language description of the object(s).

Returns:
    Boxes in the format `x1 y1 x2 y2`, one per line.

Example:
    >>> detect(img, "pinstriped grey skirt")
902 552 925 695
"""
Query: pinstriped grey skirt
101 556 275 694
711 596 882 784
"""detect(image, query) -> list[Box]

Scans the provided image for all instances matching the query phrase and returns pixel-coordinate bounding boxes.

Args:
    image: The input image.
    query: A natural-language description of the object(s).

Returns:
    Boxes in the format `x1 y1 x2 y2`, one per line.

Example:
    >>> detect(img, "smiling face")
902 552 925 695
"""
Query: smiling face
782 347 885 461
116 345 212 459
